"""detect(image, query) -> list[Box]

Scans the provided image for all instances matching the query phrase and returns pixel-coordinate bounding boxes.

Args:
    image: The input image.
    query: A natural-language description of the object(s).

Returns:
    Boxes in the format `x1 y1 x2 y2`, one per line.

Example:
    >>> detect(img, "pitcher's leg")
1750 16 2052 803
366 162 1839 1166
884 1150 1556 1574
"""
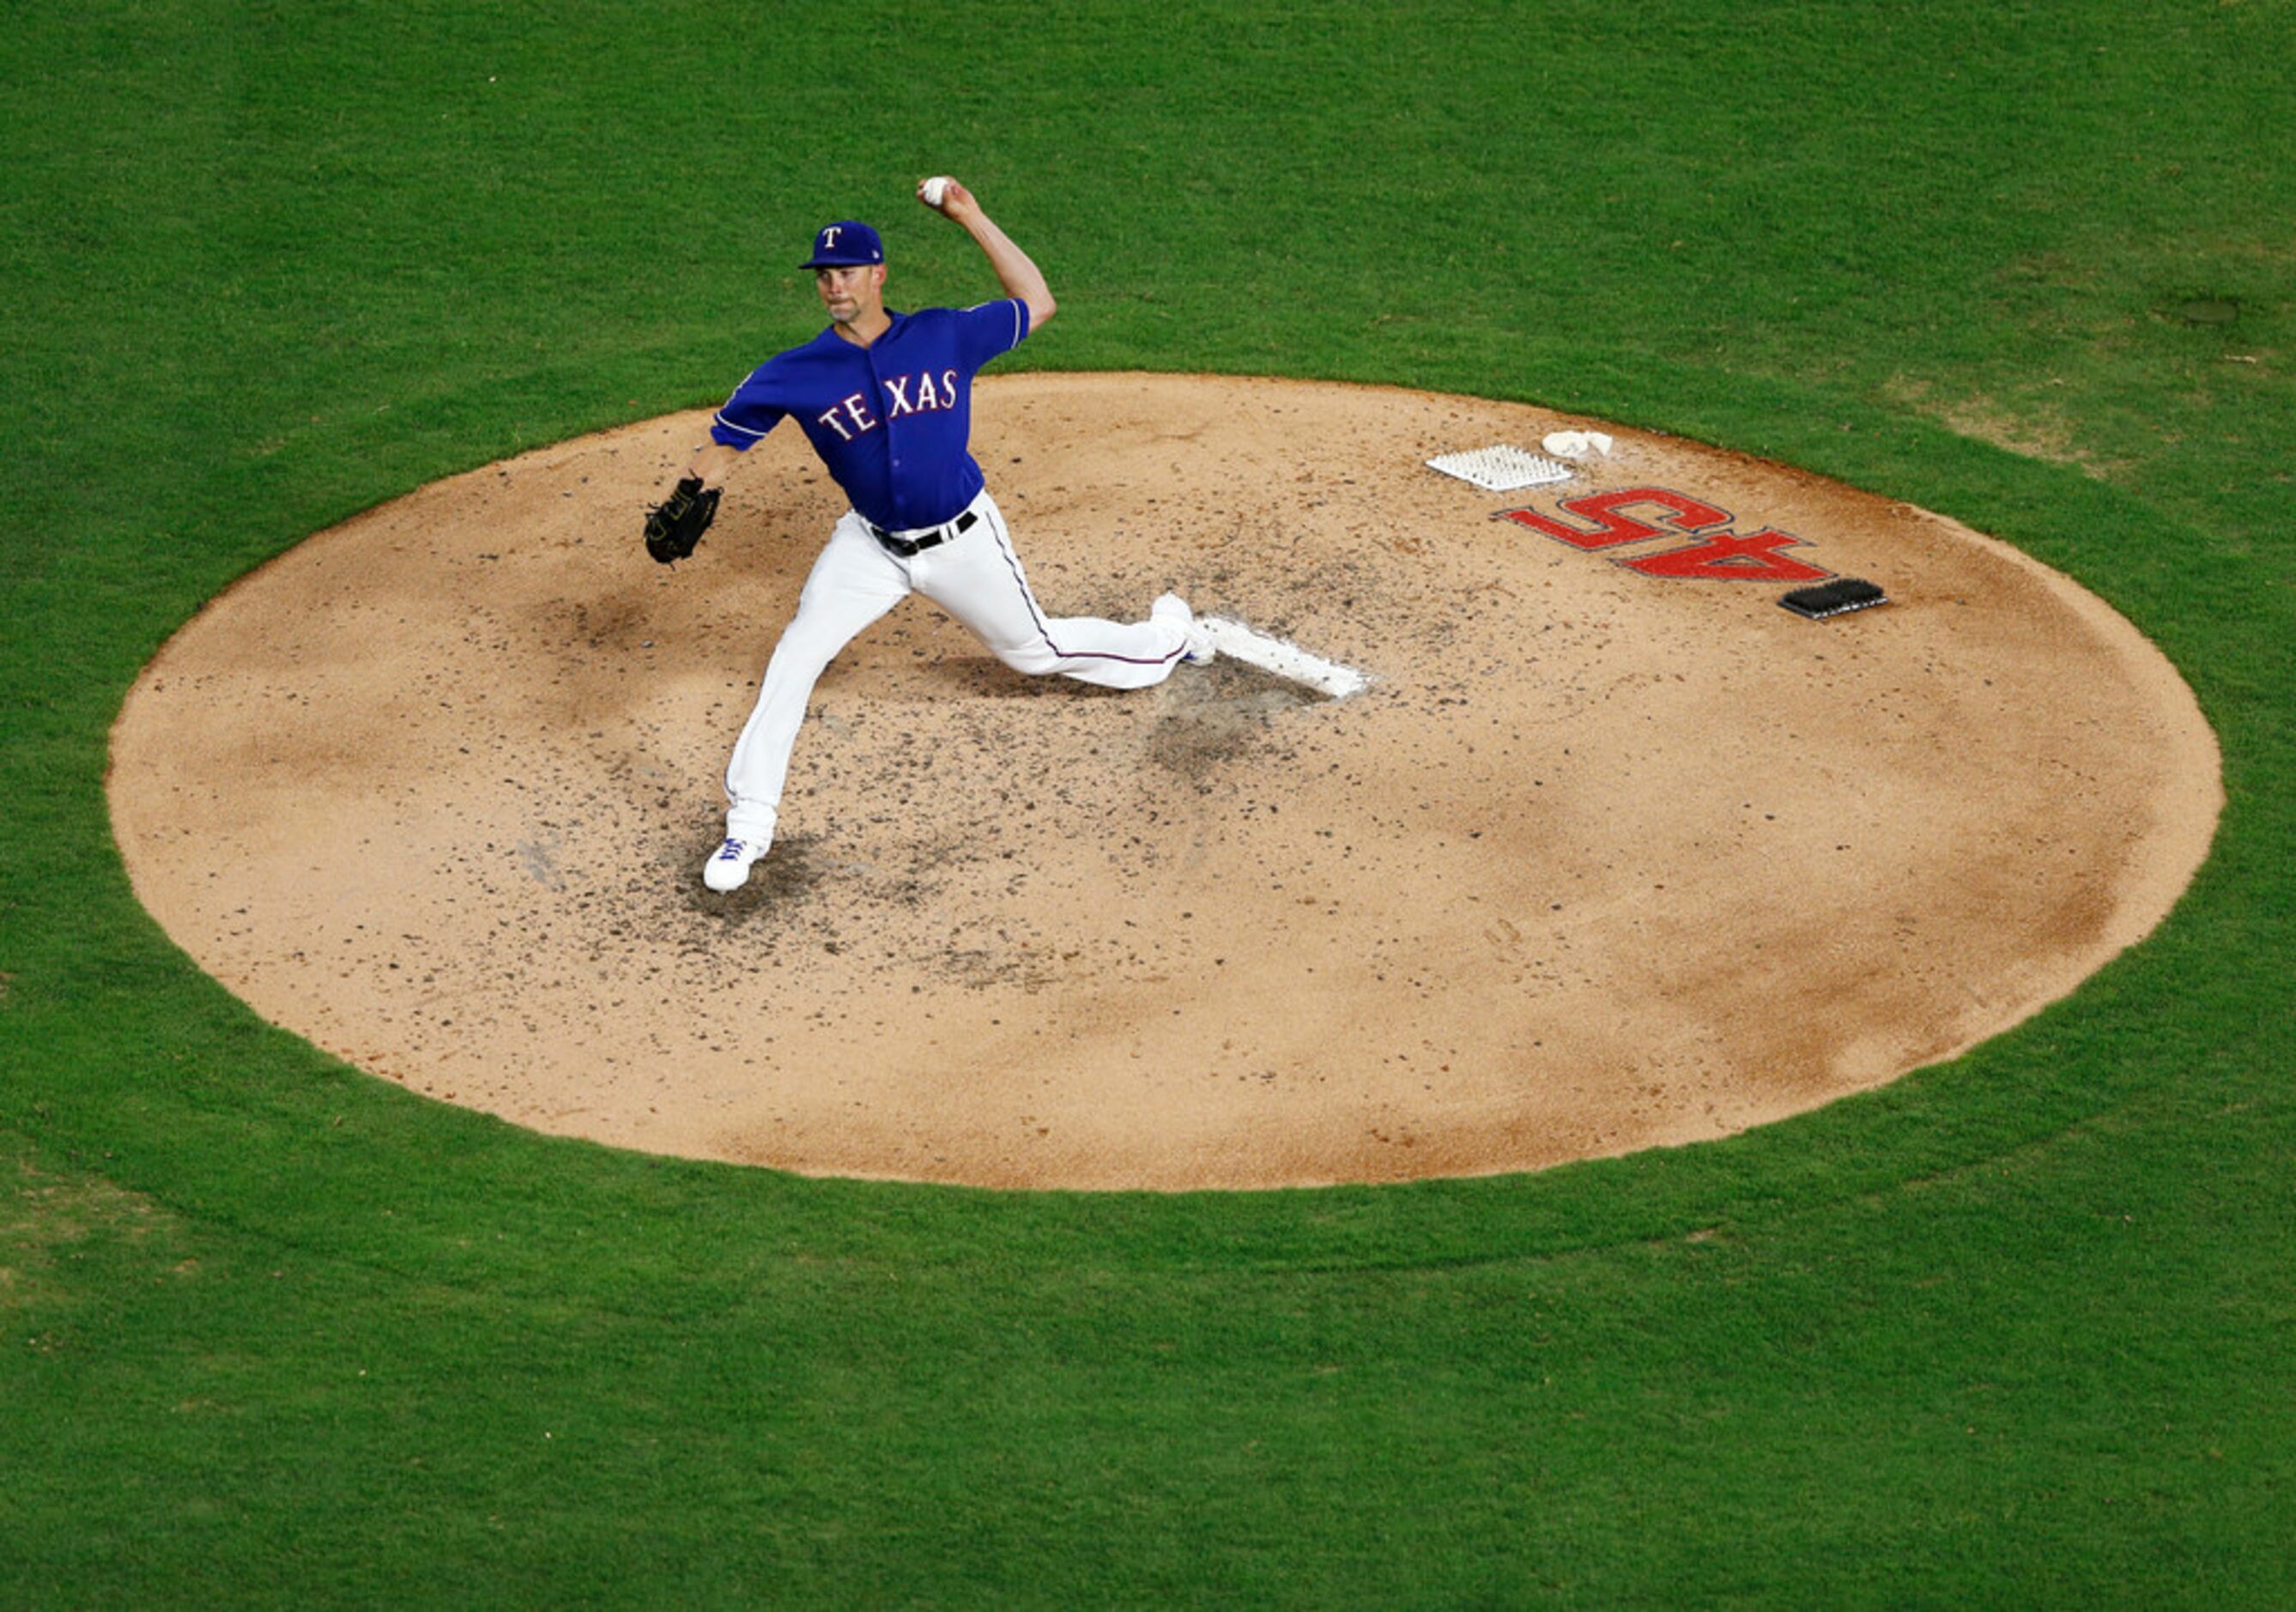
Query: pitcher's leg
918 493 1191 691
723 515 908 839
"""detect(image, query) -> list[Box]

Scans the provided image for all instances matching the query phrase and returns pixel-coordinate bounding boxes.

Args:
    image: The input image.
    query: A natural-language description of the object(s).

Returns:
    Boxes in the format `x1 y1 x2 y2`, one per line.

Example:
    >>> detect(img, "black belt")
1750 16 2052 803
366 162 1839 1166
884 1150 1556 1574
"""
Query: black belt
867 509 978 559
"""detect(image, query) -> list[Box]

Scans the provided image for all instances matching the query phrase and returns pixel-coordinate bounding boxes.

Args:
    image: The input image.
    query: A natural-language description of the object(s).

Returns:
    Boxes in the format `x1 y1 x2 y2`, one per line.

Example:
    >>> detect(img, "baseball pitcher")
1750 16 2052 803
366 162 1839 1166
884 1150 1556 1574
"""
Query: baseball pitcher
643 179 1212 892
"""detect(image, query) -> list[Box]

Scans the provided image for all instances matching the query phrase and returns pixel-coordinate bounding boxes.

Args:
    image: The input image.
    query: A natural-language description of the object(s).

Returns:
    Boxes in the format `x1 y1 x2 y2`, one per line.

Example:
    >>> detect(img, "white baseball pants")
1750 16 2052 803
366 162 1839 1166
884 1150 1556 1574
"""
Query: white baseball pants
722 489 1186 842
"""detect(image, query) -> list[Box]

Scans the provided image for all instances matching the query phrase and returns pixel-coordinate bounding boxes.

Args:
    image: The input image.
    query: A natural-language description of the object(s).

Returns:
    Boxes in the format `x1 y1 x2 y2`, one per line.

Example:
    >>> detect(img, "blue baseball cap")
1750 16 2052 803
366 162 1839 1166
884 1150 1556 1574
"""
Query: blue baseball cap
802 221 884 269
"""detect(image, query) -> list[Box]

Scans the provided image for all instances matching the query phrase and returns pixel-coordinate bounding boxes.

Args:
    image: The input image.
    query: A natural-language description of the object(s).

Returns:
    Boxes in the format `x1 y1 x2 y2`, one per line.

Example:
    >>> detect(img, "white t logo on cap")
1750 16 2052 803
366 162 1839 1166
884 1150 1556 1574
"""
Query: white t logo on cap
821 227 843 250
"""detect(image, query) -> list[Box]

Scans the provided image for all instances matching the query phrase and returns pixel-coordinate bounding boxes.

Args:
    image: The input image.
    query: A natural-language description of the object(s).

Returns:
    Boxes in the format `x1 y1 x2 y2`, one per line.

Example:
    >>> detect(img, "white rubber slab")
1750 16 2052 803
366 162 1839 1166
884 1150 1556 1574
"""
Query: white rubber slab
1198 617 1371 700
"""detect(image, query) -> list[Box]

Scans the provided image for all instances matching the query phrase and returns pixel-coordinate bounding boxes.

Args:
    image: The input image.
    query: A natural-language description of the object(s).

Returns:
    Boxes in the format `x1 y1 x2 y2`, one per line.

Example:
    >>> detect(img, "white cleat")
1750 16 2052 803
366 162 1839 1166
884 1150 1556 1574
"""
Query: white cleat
1152 591 1216 665
702 835 766 892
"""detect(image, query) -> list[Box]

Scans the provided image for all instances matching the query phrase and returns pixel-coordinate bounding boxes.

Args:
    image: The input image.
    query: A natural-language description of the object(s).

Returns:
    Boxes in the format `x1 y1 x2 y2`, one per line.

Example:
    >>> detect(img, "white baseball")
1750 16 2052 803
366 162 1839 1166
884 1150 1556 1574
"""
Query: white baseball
921 175 953 208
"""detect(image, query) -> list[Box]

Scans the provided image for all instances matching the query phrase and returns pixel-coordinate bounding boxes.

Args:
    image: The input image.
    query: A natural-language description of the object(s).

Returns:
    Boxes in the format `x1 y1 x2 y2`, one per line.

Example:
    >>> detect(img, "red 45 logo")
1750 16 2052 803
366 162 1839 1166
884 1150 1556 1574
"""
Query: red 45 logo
1499 488 1832 583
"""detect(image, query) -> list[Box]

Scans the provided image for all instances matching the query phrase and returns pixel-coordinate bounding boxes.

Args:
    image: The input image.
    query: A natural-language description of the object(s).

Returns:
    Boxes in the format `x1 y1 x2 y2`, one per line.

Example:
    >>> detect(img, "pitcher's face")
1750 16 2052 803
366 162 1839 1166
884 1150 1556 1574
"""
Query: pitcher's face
817 264 886 328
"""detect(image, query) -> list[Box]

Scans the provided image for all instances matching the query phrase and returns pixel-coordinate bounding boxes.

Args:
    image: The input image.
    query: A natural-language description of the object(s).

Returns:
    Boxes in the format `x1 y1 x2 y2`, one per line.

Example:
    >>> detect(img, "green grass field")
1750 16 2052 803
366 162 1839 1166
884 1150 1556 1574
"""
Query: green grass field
5 1 2293 1603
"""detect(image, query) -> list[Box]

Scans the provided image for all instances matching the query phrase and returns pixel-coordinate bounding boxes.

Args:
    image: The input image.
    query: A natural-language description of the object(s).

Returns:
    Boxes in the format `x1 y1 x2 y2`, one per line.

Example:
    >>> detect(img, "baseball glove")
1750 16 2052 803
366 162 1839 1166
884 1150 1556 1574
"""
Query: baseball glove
644 476 720 565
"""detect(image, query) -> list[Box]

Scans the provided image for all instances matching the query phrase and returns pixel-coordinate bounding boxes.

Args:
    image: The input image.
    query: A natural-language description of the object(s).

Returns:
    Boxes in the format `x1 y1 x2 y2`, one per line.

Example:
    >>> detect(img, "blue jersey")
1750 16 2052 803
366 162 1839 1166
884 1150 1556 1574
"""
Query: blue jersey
708 299 1031 532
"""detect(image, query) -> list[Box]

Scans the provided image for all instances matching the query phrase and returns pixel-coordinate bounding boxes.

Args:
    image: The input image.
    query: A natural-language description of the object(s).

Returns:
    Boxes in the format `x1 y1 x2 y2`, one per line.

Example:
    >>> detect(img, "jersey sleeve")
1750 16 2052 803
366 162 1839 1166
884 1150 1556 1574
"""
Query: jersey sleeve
954 297 1031 371
708 366 788 450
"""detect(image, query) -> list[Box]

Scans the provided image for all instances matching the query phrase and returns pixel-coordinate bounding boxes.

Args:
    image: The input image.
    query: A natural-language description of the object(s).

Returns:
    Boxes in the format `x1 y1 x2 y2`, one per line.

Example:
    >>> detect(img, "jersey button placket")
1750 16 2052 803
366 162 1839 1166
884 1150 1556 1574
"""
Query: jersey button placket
869 349 905 517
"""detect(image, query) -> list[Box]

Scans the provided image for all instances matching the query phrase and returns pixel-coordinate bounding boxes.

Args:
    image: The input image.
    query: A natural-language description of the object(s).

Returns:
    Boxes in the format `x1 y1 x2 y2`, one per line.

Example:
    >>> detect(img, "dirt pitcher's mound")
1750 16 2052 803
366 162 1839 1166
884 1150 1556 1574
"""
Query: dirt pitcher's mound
109 374 2220 1190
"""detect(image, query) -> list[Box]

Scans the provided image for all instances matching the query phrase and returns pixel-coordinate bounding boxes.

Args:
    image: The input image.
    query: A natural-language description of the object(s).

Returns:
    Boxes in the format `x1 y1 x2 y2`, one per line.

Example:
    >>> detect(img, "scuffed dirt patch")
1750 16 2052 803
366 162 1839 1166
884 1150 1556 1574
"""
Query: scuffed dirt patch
1882 374 2121 478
